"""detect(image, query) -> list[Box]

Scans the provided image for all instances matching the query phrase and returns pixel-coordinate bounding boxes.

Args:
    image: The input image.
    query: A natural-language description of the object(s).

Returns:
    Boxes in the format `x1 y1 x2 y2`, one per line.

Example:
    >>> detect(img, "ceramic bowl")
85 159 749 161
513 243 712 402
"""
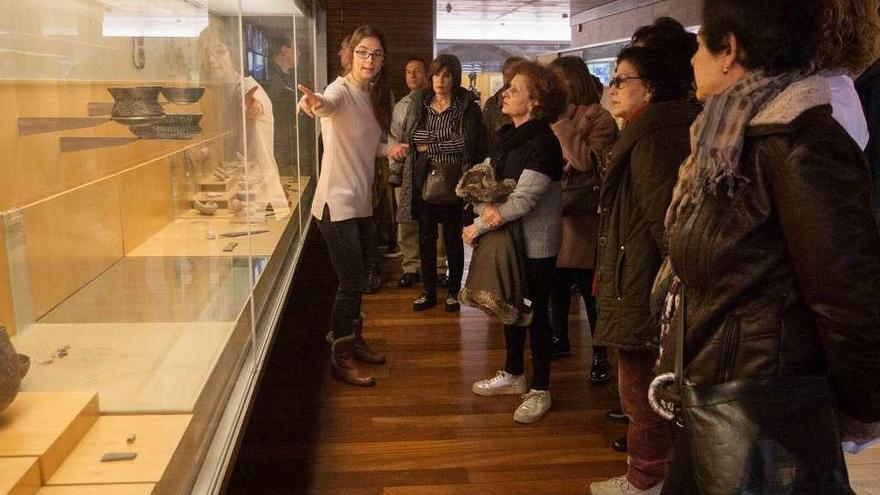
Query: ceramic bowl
160 87 206 104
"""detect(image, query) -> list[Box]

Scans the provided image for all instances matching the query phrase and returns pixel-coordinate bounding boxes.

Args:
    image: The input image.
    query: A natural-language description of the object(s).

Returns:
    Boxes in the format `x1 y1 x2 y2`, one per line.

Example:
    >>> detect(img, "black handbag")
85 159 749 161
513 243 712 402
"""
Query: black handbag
669 288 853 495
561 168 600 216
421 158 461 205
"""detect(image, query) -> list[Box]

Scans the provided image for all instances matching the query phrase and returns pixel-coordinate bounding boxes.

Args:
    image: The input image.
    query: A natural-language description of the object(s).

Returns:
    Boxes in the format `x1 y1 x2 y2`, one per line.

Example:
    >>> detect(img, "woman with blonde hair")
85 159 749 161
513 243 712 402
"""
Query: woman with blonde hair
298 25 407 387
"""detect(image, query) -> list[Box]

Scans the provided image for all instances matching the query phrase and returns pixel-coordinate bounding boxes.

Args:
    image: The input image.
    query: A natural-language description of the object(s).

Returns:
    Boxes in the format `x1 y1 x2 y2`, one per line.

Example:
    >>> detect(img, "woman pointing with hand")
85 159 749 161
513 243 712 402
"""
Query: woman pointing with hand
298 25 407 387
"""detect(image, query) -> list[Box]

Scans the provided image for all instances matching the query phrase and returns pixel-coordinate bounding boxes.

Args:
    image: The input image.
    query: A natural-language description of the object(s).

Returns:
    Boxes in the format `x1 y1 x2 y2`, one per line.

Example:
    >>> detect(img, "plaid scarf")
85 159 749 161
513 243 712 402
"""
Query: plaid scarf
665 70 808 227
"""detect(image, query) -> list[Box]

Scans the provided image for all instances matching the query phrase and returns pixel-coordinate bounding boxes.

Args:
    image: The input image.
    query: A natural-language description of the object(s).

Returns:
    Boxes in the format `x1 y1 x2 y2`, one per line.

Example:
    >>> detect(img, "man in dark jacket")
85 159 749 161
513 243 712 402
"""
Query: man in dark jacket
264 34 296 177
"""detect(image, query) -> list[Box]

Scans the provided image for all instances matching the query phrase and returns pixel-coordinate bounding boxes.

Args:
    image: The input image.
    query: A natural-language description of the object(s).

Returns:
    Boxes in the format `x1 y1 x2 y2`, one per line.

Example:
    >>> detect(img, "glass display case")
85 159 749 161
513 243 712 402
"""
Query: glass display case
0 0 323 493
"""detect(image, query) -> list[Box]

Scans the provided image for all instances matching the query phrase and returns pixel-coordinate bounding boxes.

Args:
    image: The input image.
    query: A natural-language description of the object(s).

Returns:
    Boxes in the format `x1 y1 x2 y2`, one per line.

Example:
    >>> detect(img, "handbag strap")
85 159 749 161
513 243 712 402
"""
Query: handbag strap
675 283 686 386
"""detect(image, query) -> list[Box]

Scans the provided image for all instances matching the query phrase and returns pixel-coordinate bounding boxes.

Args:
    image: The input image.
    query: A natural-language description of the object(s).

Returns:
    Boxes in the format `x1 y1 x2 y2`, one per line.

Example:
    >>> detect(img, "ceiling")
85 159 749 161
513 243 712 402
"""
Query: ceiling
436 0 571 42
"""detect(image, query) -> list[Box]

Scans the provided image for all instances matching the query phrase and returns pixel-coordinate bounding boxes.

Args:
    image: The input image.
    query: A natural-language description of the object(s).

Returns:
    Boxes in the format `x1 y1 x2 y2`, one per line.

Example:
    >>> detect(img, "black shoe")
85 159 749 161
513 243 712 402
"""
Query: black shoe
398 272 420 288
606 409 628 423
413 291 437 311
551 336 571 360
365 272 381 294
612 436 628 453
590 353 611 385
437 273 449 288
445 290 460 312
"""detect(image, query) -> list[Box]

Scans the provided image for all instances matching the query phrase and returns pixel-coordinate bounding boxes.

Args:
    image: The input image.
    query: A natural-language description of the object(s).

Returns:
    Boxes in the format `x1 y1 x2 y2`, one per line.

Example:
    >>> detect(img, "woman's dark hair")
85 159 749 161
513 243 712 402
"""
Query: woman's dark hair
507 60 567 121
630 17 696 90
616 46 691 102
701 0 822 75
339 25 393 132
550 56 601 106
428 54 463 91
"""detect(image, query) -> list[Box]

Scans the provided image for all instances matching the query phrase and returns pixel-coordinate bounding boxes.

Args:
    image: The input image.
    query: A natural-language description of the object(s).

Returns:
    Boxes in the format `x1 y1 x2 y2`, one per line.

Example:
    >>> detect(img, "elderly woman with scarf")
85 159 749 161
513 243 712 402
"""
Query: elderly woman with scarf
464 60 566 424
654 0 880 493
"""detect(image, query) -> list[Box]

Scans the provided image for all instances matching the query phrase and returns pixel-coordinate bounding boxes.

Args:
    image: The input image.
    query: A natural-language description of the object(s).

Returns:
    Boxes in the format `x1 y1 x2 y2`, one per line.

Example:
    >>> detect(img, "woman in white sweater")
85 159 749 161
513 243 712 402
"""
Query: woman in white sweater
298 25 408 387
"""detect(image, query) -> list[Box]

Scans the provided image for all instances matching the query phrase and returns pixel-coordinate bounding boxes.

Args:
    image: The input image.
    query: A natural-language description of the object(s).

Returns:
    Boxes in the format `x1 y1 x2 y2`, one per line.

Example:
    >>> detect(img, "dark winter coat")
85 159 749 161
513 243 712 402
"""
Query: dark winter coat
662 102 880 423
593 100 700 350
856 58 880 217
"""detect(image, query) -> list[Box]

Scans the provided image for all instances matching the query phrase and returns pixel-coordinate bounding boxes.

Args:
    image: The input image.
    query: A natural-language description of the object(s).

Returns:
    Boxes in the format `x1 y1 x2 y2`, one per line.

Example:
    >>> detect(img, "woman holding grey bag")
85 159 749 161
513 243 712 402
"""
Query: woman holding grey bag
396 54 487 312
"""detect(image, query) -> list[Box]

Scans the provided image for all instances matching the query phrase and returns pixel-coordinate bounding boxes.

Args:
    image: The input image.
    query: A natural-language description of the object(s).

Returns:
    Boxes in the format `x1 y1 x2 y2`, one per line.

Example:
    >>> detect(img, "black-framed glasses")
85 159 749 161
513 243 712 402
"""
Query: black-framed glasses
353 49 385 61
609 76 642 89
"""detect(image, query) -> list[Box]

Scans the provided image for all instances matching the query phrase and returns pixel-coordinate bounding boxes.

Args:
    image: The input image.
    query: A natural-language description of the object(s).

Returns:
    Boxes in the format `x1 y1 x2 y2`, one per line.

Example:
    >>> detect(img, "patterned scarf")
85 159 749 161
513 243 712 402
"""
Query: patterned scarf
665 70 808 227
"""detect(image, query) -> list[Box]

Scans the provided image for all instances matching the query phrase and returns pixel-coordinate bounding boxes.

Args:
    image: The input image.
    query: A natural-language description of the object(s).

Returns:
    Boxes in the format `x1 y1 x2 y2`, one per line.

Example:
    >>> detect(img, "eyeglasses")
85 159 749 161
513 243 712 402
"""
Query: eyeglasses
353 49 385 61
609 76 643 89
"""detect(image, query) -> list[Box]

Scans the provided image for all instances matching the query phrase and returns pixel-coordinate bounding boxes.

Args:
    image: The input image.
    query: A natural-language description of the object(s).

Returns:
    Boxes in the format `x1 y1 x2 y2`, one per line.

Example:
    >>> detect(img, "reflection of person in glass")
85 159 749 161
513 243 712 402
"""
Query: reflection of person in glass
264 34 297 177
198 25 290 219
298 25 408 387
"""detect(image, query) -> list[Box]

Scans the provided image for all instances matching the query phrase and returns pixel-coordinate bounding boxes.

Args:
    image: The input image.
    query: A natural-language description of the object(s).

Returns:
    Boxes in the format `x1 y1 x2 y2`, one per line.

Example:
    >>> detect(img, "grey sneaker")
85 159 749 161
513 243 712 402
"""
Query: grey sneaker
589 476 664 495
513 389 551 424
472 370 528 396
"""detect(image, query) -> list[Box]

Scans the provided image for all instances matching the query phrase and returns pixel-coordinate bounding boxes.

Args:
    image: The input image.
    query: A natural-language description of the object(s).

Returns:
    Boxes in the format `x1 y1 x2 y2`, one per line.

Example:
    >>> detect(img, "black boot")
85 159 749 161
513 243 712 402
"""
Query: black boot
590 346 611 385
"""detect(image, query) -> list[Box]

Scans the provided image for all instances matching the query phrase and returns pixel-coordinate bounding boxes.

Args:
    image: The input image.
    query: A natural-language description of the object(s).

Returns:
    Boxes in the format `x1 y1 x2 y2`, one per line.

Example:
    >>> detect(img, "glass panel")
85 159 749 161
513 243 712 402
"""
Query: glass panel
0 0 320 489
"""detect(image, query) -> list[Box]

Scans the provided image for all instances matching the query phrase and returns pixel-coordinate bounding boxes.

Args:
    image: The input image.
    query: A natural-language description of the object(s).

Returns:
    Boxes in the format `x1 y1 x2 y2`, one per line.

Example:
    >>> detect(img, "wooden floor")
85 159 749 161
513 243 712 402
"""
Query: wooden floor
227 227 880 495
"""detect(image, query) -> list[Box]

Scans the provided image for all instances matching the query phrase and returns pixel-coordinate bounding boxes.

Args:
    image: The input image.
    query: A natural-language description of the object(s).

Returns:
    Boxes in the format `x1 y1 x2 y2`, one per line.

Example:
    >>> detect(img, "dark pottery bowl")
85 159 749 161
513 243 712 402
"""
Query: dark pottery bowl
108 86 165 123
160 87 206 104
159 113 203 127
129 124 198 140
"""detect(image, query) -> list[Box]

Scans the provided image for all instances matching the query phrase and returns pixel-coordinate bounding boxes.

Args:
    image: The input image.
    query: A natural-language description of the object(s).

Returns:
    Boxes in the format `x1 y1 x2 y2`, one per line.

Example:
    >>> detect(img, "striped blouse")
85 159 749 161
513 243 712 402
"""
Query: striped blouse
412 99 467 168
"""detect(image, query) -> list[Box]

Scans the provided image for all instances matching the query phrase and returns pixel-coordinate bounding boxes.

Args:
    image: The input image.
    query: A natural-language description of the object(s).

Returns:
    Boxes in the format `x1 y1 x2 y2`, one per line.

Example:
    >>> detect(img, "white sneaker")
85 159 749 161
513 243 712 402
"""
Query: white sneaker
513 389 551 423
472 370 528 396
589 476 664 495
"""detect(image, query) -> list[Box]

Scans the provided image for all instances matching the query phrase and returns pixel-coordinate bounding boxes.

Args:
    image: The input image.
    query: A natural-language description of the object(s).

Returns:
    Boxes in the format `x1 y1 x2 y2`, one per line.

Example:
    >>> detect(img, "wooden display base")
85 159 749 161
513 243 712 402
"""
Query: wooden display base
0 458 40 495
0 392 99 482
46 415 191 486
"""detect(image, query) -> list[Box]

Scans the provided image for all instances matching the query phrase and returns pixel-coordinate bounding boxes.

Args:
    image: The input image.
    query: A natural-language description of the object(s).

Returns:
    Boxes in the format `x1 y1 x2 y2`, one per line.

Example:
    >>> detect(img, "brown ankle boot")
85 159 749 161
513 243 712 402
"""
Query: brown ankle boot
352 317 386 364
326 332 375 387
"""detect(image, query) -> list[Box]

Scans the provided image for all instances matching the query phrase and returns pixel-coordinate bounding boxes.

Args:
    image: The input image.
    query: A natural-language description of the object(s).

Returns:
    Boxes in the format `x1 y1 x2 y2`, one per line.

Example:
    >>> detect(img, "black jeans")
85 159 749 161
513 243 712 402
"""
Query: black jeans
504 257 556 391
418 202 464 294
315 204 378 338
550 267 606 358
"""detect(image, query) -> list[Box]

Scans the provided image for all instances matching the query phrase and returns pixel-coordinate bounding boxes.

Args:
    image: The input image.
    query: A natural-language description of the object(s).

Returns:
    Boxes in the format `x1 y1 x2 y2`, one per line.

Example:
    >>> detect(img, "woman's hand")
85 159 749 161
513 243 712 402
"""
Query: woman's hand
481 204 505 229
297 84 324 117
245 86 264 119
388 143 410 161
462 224 480 246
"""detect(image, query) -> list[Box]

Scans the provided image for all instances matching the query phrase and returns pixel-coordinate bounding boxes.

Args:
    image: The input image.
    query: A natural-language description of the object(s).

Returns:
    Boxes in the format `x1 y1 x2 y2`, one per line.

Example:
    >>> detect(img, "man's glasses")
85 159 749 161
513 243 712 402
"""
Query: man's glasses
609 76 643 89
353 49 385 61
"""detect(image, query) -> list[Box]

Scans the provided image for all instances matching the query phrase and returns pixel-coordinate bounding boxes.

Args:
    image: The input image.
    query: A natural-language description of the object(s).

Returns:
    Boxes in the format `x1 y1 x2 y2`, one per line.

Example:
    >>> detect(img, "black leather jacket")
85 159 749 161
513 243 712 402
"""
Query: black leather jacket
663 105 880 423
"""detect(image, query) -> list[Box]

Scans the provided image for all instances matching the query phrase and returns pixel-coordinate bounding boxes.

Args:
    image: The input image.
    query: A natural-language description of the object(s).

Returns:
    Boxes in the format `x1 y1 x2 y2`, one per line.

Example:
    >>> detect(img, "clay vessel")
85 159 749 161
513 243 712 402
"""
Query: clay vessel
0 327 29 414
108 86 165 126
160 87 206 104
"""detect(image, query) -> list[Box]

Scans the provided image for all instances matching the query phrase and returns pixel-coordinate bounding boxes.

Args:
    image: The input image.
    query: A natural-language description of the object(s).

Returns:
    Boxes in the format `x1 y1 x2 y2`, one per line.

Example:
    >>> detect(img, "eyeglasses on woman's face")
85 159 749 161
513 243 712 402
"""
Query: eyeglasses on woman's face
353 49 385 61
608 75 643 89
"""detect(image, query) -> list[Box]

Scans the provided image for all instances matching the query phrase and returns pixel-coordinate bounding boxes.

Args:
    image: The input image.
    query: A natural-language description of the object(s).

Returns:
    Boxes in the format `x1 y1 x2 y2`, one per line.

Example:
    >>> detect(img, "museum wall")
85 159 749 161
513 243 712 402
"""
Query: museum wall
570 0 701 48
323 0 434 99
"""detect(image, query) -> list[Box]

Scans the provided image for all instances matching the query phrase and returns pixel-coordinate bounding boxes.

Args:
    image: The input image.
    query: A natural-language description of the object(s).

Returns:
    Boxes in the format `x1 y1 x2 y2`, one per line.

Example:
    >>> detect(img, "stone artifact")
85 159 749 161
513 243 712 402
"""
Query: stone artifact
126 433 137 445
0 327 30 413
160 86 206 104
108 86 165 126
100 452 137 462
193 200 218 215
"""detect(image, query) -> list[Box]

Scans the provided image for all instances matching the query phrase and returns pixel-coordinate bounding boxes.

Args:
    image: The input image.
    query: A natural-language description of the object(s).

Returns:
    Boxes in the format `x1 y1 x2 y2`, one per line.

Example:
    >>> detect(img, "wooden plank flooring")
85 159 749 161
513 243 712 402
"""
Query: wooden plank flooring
227 227 880 494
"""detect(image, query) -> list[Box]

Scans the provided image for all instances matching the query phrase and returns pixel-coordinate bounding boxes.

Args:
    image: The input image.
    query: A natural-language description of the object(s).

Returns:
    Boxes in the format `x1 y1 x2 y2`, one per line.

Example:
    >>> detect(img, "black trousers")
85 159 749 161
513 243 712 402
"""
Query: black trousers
504 257 556 391
315 204 378 338
550 267 606 357
418 202 464 294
